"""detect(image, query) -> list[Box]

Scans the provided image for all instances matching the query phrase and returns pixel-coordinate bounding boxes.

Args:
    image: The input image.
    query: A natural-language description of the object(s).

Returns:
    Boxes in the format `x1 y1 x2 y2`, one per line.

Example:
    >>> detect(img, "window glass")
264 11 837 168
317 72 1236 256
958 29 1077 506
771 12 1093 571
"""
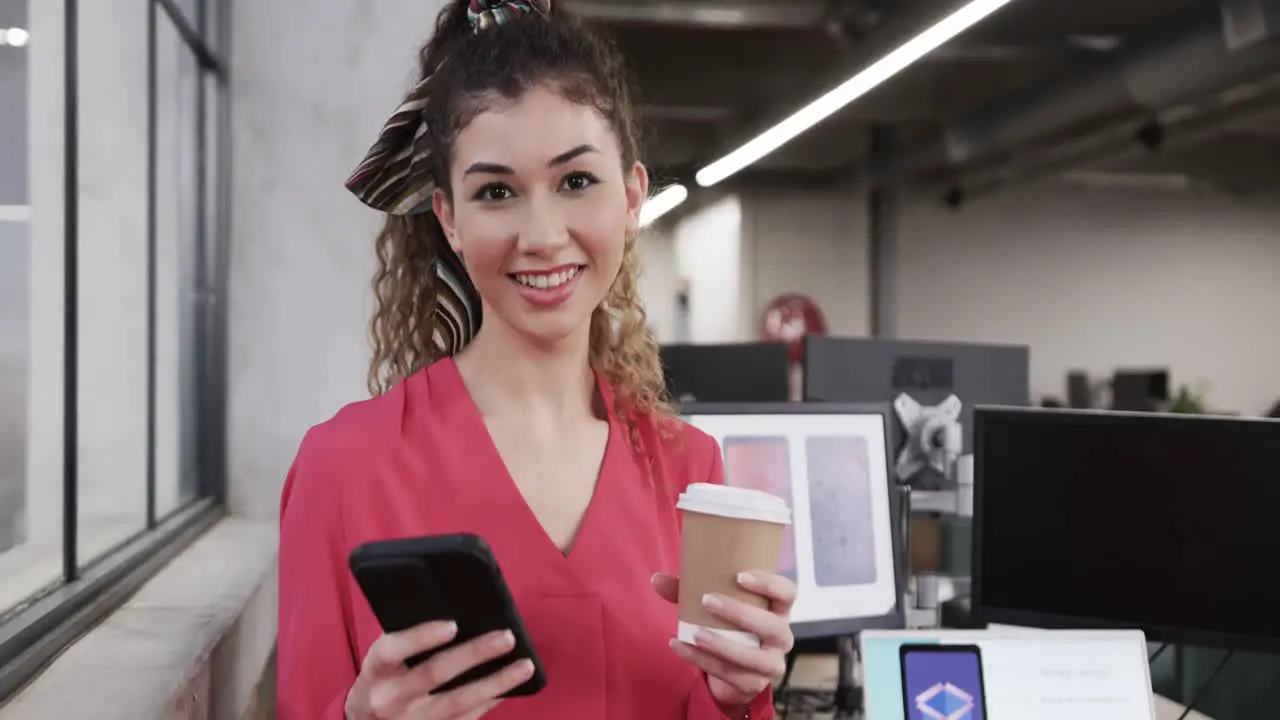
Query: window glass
0 0 48 615
74 0 151 565
155 11 203 518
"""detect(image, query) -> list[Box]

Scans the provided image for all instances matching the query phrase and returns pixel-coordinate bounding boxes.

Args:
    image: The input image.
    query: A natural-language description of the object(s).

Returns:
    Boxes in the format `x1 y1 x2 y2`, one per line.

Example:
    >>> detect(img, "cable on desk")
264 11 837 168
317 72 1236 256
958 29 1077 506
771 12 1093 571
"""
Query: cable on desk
778 648 798 698
775 687 836 719
1149 642 1169 663
1175 648 1234 720
777 688 868 719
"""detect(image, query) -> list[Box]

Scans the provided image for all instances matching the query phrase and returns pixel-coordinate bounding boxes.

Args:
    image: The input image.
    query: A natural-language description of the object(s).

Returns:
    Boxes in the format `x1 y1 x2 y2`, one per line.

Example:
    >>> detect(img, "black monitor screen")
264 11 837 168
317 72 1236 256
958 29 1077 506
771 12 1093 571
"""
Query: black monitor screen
802 336 1030 456
660 343 790 403
1111 369 1170 410
974 407 1280 650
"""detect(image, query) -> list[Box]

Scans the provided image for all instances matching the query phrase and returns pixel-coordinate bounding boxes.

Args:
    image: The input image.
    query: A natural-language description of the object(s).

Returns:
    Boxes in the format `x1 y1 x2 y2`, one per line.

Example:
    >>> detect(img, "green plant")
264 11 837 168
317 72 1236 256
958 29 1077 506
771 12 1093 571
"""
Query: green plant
1167 383 1209 414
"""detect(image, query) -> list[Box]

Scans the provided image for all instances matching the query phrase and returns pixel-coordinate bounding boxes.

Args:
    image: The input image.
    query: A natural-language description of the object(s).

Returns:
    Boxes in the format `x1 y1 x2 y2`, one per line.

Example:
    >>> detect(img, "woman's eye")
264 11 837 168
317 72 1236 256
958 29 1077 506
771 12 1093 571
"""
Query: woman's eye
560 172 598 192
474 184 514 202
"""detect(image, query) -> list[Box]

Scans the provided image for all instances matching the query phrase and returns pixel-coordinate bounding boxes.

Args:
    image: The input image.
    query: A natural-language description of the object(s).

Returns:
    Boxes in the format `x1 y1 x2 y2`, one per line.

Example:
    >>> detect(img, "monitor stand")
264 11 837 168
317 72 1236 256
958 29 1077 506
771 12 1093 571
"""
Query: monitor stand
834 634 861 714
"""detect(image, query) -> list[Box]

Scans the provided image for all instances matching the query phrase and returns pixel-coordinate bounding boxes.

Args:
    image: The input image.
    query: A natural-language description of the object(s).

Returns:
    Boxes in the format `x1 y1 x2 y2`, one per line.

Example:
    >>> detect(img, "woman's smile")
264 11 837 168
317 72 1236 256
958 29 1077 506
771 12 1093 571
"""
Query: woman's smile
509 264 587 308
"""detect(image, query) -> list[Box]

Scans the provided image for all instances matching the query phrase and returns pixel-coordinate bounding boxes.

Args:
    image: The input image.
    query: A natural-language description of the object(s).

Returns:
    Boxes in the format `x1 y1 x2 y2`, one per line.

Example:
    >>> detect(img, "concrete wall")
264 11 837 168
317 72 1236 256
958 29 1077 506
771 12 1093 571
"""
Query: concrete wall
226 0 449 521
646 182 1280 416
673 195 747 343
636 224 679 343
895 184 1280 415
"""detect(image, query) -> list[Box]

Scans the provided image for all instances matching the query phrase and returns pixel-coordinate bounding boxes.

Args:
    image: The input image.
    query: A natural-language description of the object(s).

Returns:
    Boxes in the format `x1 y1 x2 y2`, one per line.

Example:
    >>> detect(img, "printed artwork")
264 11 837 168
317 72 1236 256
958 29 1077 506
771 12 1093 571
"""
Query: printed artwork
723 436 796 580
806 435 877 587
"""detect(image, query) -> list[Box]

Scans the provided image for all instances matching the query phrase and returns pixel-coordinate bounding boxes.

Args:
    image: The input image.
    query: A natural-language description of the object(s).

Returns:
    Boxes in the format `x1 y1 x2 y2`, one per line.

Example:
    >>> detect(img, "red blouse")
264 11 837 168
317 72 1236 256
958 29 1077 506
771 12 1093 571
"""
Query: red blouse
277 358 775 719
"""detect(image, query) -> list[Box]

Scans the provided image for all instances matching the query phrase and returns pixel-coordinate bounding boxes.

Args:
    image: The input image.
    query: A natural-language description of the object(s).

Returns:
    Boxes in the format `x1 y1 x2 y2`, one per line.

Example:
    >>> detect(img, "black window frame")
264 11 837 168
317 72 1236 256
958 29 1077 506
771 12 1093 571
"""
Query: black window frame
0 0 230 702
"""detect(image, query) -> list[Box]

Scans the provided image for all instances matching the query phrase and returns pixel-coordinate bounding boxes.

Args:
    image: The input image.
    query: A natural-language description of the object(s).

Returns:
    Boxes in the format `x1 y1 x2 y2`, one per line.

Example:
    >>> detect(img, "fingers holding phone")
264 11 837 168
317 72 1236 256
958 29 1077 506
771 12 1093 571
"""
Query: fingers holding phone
346 621 535 720
346 534 547 717
402 626 537 717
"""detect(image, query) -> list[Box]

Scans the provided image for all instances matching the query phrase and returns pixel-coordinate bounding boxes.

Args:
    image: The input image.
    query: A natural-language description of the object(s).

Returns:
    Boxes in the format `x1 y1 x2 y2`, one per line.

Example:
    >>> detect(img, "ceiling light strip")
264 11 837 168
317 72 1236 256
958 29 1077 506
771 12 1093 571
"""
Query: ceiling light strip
695 0 1020 187
639 184 689 228
0 27 30 47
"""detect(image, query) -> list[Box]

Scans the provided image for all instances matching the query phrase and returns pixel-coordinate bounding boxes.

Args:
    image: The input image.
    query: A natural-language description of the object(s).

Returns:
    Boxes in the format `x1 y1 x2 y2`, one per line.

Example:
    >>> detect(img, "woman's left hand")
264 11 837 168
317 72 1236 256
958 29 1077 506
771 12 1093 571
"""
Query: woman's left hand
652 571 797 711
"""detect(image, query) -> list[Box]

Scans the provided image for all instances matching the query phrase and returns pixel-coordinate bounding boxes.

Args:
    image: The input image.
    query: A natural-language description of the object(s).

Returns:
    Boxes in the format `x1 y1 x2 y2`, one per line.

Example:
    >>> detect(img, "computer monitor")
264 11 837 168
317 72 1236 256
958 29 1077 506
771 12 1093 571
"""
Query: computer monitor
802 336 1030 489
972 406 1280 653
679 402 905 639
1066 370 1092 408
660 343 790 403
1110 368 1170 411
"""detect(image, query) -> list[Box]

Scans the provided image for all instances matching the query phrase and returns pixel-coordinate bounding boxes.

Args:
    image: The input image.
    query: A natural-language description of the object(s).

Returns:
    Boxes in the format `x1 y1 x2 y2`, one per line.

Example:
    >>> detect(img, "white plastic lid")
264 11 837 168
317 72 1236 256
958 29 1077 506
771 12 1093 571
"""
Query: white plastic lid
676 483 792 525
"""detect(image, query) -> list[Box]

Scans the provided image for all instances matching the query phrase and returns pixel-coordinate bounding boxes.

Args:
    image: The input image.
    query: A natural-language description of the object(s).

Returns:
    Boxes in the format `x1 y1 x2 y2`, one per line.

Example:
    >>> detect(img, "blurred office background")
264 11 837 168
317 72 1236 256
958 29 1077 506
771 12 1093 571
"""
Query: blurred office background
0 0 1277 718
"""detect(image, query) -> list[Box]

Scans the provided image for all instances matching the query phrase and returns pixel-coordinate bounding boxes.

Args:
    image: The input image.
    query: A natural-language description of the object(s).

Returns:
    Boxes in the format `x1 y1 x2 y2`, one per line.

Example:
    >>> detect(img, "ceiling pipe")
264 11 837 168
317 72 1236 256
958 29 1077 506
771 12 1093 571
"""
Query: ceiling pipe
560 0 830 29
859 1 1280 182
945 73 1280 202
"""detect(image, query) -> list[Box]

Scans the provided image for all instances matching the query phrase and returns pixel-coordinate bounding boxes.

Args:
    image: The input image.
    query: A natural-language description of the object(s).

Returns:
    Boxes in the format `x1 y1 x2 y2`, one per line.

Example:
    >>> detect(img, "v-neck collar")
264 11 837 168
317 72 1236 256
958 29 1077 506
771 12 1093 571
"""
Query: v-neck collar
434 357 619 570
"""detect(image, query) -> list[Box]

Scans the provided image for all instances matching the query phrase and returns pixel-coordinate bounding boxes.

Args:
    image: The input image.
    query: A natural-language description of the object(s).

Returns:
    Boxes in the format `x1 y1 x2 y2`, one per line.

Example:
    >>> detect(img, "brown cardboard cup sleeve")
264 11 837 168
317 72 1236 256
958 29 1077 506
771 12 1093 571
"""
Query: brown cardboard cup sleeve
675 483 792 649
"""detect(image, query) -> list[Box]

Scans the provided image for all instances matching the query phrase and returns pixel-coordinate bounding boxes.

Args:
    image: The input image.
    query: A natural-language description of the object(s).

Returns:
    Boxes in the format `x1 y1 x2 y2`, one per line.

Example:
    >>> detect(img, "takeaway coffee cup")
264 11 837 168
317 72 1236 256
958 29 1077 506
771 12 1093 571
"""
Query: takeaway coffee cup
676 483 792 648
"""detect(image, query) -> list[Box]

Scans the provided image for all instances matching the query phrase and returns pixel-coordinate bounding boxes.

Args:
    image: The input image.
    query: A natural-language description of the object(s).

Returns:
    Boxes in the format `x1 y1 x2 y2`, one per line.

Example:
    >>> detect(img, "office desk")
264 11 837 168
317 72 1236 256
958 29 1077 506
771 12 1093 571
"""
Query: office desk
1153 694 1213 719
788 655 1214 719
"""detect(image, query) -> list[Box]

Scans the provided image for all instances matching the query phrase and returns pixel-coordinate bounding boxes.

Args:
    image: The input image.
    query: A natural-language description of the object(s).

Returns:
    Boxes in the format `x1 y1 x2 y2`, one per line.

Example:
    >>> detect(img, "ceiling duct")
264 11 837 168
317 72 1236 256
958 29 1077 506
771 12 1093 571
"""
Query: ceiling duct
561 0 829 30
863 1 1280 180
949 74 1280 200
1222 0 1280 49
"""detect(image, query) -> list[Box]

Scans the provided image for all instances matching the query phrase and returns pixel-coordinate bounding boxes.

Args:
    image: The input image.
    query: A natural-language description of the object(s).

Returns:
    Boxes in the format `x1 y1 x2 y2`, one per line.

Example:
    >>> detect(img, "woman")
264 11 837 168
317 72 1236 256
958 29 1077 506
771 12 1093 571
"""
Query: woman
277 1 798 718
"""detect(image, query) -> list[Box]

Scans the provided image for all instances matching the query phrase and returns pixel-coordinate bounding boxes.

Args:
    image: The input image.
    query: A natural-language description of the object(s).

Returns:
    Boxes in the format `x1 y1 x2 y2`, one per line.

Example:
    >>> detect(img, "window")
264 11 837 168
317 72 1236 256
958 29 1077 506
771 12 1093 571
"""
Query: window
0 0 34 616
0 0 228 701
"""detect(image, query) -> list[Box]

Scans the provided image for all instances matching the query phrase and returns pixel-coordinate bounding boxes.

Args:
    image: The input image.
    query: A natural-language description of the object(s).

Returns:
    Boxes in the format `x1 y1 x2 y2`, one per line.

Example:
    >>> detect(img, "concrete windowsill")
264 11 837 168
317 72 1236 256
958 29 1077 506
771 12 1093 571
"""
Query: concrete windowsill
0 517 146 615
0 517 279 720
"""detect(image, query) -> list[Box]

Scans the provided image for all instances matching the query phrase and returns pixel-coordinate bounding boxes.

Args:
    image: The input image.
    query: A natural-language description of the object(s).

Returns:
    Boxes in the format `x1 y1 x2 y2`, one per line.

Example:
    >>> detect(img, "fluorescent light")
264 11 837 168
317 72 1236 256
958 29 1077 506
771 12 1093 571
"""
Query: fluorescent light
1 27 29 48
695 0 1019 187
639 184 688 227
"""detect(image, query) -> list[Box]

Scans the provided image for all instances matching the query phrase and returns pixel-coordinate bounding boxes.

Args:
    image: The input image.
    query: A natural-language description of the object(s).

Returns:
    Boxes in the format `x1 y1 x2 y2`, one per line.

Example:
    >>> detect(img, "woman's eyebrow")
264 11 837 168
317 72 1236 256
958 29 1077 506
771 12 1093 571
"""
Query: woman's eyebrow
463 144 599 176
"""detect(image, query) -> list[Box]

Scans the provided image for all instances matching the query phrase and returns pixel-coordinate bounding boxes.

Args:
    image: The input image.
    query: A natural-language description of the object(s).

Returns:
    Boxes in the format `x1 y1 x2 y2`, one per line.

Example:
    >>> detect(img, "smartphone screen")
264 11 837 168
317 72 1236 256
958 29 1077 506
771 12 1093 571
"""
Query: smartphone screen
805 435 877 587
722 435 796 580
900 644 987 720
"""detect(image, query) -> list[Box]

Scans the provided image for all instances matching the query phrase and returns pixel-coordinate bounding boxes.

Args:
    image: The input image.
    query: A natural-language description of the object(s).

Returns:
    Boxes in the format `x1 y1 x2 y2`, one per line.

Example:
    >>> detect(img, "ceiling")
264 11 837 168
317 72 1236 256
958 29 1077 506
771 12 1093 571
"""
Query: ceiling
568 0 1280 201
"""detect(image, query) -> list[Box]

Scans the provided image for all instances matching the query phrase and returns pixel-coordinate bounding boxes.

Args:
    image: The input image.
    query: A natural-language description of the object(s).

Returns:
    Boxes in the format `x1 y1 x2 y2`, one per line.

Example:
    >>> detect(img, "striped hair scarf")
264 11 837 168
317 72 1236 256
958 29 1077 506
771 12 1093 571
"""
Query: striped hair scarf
344 0 552 357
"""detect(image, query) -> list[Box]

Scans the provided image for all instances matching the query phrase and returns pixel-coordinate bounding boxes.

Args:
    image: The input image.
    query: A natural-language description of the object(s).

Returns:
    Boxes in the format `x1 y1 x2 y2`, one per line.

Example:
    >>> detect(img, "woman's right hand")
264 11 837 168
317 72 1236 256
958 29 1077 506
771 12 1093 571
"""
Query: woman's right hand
344 621 536 720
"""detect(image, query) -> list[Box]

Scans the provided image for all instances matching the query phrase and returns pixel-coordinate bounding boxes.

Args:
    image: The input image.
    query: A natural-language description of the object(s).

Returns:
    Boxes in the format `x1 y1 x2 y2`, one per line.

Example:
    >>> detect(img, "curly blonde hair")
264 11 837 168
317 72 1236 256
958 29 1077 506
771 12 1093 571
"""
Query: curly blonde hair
365 2 674 448
367 218 673 421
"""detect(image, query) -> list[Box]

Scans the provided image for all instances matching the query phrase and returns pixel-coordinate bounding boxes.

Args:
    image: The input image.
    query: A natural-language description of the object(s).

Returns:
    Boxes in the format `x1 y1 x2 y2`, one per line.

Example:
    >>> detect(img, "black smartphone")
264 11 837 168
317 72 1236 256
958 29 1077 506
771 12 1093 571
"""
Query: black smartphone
347 533 546 697
899 644 987 720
